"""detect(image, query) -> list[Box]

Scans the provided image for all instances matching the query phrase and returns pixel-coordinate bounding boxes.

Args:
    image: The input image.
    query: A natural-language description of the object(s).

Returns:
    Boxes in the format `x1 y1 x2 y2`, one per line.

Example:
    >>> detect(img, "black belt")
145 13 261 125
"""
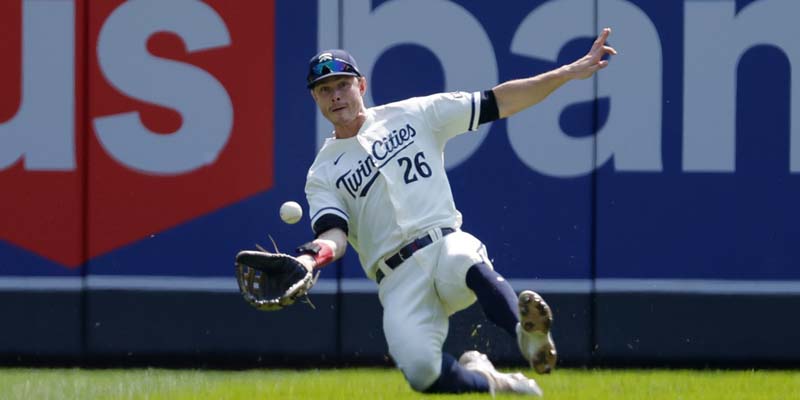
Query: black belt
376 228 455 284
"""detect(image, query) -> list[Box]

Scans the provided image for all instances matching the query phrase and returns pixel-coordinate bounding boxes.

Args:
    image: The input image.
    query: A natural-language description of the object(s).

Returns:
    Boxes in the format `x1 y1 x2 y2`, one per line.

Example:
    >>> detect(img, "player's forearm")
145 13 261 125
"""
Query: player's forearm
493 66 572 119
297 228 347 270
316 228 347 259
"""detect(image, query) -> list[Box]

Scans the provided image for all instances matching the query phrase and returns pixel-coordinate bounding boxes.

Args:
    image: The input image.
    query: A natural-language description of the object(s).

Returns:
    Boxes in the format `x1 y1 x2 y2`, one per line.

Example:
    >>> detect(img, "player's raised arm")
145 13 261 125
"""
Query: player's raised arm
493 27 618 119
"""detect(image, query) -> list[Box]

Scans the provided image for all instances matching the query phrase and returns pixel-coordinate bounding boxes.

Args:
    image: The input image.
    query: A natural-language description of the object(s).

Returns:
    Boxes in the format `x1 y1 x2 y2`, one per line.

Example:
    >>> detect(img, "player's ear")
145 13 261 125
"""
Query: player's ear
358 76 367 95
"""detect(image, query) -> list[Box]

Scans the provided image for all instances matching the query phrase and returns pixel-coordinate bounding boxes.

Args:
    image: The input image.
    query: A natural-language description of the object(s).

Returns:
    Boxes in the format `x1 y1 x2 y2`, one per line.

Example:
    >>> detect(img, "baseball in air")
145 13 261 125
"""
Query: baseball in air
279 201 303 224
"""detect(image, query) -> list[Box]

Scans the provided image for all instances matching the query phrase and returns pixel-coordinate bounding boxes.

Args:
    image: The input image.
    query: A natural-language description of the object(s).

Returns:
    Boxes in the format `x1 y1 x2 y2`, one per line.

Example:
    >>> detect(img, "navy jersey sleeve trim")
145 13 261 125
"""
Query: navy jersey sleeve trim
468 92 477 131
313 214 349 237
478 90 499 124
310 206 348 223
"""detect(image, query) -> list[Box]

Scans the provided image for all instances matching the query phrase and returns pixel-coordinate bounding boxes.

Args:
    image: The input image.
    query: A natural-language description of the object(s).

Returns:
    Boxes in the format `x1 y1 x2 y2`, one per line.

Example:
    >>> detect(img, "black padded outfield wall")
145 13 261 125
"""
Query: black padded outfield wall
2 0 800 367
5 289 800 368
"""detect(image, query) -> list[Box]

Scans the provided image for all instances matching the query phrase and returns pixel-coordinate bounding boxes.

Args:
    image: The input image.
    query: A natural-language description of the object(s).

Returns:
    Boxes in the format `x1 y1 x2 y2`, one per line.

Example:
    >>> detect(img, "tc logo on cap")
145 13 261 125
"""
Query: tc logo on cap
318 53 333 62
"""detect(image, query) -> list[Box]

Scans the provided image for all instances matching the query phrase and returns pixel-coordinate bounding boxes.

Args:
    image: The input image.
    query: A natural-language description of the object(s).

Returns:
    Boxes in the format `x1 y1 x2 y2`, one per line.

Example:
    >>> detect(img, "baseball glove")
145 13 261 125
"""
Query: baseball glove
235 246 317 311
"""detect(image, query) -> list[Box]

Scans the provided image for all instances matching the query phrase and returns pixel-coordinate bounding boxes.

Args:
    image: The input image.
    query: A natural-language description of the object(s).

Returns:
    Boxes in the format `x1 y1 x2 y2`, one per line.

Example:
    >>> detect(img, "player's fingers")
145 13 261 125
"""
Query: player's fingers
591 27 611 51
604 45 618 56
584 60 608 74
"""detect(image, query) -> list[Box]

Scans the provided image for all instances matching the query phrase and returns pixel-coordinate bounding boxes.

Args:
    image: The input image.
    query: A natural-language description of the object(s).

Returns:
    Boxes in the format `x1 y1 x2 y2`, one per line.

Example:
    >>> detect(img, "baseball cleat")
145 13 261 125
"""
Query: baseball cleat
458 350 543 396
517 290 557 374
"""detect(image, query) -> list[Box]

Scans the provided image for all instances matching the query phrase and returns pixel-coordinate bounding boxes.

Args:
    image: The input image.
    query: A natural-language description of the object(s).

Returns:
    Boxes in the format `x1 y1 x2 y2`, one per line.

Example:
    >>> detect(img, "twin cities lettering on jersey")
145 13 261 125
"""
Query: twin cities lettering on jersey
336 124 417 198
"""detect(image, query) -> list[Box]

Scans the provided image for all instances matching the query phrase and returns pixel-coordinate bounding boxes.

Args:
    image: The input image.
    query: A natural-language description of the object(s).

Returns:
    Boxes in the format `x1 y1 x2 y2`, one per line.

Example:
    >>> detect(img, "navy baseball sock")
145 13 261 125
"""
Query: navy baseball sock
425 353 491 393
466 262 520 338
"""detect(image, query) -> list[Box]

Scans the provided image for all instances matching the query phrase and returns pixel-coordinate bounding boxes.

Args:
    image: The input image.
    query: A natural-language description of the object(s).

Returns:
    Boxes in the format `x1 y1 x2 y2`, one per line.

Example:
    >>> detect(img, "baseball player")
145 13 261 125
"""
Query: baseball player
294 28 616 395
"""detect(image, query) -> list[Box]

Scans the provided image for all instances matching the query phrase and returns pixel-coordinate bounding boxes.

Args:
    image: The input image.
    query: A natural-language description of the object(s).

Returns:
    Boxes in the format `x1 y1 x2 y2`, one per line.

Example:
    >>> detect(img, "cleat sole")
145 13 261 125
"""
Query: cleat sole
518 290 557 375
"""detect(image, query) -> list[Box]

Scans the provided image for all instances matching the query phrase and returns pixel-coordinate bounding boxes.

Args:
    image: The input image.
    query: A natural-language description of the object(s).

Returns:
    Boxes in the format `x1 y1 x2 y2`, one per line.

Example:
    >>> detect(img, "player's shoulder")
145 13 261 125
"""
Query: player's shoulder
370 96 420 113
368 94 430 117
306 151 331 183
310 141 337 166
309 137 351 170
372 91 472 111
426 91 474 104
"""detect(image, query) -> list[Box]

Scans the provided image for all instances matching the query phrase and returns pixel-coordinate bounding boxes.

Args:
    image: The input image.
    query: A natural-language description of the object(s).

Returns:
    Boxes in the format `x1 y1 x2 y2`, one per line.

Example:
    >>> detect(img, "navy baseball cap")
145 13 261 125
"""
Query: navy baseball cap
306 49 362 88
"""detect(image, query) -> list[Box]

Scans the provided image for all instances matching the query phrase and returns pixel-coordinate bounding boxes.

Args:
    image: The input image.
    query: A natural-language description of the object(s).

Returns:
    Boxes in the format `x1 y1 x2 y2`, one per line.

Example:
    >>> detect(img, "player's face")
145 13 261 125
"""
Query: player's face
311 76 366 127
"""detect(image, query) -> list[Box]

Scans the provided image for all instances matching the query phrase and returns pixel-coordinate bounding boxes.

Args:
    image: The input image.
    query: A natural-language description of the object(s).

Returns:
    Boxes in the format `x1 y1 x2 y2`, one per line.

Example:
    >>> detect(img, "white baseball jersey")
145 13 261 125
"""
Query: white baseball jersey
306 91 483 279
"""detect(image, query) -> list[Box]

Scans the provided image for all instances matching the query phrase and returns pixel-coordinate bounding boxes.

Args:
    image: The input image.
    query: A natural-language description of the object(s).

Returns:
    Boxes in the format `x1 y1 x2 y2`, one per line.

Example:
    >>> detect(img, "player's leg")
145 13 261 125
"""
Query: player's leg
429 230 548 394
429 230 518 334
378 249 490 393
465 261 519 337
433 230 557 374
467 262 558 374
425 352 491 393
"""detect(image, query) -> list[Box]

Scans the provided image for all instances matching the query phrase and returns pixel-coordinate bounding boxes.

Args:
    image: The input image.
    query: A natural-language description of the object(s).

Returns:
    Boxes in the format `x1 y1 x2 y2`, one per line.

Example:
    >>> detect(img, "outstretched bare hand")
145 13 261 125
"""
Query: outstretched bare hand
566 27 618 80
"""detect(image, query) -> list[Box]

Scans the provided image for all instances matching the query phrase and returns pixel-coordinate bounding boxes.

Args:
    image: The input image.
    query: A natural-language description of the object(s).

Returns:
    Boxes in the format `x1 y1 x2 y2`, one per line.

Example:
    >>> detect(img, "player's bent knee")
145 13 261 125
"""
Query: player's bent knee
398 354 441 392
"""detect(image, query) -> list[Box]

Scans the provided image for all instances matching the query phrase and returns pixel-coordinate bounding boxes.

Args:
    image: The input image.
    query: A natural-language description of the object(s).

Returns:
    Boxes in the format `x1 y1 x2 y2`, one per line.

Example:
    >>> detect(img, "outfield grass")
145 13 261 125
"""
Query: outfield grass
0 367 798 399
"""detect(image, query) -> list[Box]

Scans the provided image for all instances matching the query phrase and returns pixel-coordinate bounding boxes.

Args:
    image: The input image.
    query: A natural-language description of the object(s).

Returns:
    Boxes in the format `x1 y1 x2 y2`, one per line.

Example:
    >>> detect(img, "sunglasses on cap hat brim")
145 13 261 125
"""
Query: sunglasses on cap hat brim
307 58 360 88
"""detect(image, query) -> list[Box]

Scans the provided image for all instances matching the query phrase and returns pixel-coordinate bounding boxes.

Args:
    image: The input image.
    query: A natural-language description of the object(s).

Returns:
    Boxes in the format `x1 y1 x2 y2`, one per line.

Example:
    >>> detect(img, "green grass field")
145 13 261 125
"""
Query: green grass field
1 367 798 400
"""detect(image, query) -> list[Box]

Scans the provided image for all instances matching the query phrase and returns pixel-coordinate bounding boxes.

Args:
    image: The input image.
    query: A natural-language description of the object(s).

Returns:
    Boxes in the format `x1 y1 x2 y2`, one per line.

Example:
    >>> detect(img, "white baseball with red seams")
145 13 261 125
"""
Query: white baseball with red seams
279 201 303 224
